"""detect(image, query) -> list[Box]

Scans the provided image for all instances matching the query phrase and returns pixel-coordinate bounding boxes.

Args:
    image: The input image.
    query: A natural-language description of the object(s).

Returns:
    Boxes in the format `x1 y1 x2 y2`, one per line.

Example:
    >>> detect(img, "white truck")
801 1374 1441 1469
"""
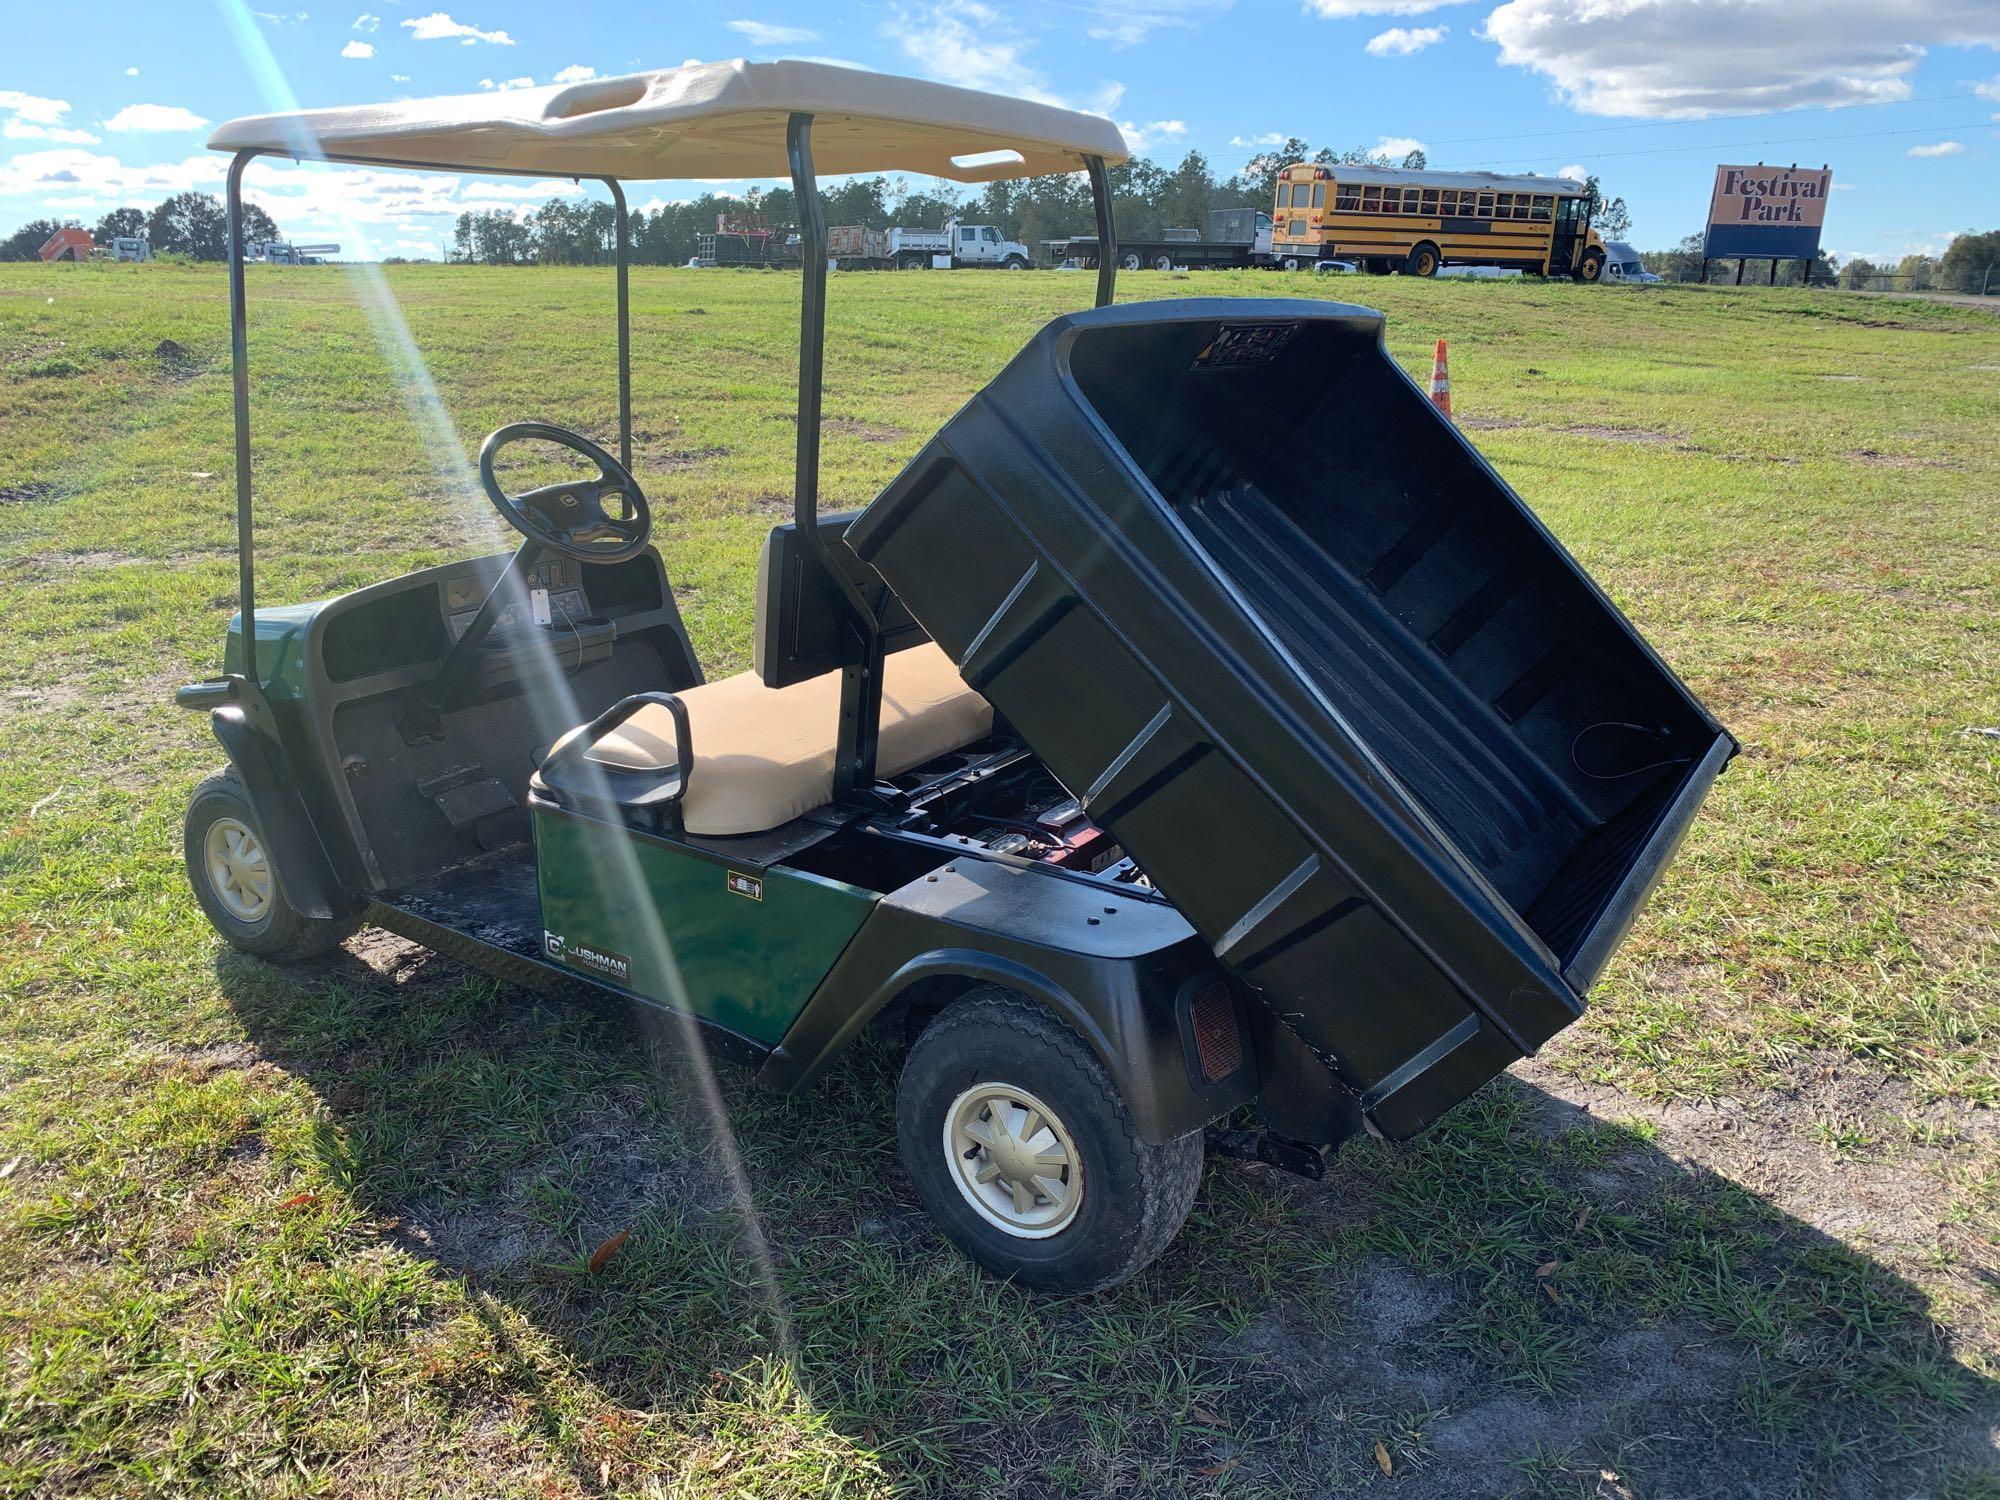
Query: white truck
827 220 1033 270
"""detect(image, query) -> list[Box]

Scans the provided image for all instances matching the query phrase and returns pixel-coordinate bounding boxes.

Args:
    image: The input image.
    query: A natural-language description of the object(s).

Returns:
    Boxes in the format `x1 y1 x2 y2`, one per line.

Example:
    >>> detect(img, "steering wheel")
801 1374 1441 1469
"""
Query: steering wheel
477 422 651 564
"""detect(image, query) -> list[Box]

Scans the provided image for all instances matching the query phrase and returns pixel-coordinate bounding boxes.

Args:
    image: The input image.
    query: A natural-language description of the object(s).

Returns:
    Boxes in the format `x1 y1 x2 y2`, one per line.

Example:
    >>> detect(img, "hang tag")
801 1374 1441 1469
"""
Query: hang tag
530 587 552 627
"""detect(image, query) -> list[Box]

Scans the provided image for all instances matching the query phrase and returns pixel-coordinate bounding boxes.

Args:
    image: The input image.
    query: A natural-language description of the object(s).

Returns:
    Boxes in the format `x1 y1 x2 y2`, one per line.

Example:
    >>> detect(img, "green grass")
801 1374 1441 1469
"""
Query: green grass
1 260 1996 1496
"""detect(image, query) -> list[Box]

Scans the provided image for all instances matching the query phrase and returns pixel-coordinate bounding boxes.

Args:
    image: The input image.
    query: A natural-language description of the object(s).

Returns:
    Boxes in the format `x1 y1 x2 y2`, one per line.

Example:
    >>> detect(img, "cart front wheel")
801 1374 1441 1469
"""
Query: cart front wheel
897 987 1203 1293
183 770 356 961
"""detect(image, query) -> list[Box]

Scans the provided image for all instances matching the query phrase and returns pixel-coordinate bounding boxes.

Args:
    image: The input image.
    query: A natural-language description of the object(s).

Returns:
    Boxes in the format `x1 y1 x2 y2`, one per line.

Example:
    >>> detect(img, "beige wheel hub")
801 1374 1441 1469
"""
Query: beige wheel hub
204 814 273 923
944 1083 1083 1239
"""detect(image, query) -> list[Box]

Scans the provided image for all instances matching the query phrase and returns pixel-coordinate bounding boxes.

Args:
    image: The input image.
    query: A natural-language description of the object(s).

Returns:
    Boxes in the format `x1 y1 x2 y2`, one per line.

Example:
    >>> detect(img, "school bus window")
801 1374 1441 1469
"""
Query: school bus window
1478 193 1495 217
1311 182 1325 207
1496 193 1513 218
1335 184 1359 211
1405 188 1421 212
1420 189 1438 214
1531 195 1552 220
1442 190 1462 215
1361 185 1381 211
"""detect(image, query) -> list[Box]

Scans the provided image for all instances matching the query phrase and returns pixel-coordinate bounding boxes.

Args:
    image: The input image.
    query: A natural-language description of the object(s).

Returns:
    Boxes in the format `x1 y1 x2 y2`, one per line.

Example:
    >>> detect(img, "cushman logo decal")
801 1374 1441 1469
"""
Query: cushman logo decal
726 871 762 900
544 930 631 983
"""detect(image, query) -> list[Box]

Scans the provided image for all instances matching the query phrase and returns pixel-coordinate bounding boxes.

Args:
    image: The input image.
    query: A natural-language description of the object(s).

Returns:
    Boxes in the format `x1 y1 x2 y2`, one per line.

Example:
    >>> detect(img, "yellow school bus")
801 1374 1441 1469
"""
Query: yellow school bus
1271 163 1607 279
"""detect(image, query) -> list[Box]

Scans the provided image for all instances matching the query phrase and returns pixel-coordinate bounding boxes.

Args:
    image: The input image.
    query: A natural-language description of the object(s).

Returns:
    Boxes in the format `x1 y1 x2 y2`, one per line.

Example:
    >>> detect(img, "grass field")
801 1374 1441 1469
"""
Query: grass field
1 260 1995 1498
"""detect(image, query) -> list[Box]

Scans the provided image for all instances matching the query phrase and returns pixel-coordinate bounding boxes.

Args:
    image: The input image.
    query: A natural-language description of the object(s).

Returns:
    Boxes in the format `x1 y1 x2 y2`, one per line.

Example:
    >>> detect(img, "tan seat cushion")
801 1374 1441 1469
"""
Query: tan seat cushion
576 641 991 836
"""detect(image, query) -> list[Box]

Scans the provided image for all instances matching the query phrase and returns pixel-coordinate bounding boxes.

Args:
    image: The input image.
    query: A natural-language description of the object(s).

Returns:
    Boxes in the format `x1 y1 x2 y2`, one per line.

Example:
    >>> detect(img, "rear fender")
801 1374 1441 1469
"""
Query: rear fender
758 866 1260 1143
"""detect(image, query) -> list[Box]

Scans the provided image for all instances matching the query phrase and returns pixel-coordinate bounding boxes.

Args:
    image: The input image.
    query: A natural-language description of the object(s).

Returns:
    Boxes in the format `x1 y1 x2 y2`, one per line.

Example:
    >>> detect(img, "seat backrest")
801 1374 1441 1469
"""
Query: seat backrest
753 511 929 687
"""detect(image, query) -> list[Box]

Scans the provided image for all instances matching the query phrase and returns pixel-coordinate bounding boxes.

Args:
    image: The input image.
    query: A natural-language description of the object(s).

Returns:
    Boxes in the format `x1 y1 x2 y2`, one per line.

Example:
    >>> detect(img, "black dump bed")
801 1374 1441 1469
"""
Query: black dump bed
848 300 1734 1138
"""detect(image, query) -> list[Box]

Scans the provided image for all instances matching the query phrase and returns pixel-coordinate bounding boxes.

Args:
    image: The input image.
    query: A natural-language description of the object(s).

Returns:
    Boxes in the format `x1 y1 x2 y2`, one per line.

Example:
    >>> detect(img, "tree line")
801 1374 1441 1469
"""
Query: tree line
1637 229 2000 293
440 140 1626 268
0 191 284 262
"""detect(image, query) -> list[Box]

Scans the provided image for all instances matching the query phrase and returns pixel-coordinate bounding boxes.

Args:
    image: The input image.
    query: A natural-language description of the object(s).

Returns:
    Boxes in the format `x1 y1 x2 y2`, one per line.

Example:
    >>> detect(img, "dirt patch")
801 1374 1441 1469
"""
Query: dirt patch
639 443 731 472
823 416 907 443
1846 447 1952 469
1818 373 1868 382
397 1118 735 1277
1559 424 1684 445
152 339 203 383
1458 416 1526 432
0 481 56 506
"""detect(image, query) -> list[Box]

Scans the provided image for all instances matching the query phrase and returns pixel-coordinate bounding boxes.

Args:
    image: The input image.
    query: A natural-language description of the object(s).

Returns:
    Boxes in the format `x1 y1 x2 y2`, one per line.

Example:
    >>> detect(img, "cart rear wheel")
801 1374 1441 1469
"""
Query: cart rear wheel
183 770 356 961
896 987 1203 1293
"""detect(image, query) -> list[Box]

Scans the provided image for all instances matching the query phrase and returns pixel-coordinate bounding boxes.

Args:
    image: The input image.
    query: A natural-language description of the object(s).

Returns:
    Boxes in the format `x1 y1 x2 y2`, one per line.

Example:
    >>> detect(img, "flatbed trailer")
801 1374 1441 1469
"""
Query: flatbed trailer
1060 209 1275 272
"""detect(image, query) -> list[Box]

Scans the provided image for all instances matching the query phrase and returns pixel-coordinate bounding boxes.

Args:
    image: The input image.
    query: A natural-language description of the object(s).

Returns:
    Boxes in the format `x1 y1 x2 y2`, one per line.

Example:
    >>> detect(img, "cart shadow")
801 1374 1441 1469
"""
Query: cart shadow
217 938 1999 1498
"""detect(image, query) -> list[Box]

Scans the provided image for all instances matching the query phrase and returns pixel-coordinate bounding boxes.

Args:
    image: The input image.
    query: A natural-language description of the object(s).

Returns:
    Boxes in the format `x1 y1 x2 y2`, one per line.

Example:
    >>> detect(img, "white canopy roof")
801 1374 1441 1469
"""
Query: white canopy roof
208 60 1129 183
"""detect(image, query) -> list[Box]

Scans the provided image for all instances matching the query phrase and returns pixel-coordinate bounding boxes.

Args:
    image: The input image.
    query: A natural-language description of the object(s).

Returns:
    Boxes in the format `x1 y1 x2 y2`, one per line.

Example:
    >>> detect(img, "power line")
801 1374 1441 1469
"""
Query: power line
1466 117 1991 169
1422 90 1980 148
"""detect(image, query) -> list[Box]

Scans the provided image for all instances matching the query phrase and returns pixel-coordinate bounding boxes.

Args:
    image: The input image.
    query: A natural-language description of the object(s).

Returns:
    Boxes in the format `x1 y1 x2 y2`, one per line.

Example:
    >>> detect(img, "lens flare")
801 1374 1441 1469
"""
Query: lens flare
216 0 800 1365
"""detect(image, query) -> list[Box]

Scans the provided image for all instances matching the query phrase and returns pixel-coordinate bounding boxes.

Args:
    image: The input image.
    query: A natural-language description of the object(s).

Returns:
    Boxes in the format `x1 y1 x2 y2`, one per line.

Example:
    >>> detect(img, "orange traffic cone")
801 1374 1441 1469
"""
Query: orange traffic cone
1429 338 1452 418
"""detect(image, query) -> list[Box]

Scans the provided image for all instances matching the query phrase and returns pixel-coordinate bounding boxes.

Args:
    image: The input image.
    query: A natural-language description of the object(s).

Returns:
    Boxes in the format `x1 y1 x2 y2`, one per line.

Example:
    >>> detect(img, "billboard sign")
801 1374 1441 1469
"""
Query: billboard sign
1703 163 1832 261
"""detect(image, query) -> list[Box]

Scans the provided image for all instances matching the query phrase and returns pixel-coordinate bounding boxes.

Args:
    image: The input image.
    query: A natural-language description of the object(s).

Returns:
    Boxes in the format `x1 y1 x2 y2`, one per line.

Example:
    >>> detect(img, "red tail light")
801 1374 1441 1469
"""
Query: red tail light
1190 981 1242 1082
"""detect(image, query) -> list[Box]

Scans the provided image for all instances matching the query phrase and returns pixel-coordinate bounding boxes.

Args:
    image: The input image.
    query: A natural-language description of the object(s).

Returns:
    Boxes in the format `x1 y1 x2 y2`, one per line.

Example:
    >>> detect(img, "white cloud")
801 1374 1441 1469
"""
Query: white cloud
353 12 380 30
1973 76 2000 102
402 11 515 44
0 147 221 204
123 67 139 77
0 93 98 144
1083 0 1234 46
341 40 375 58
3 119 100 145
1557 162 1587 181
1307 0 1464 17
102 103 210 132
0 90 73 126
479 76 536 91
1121 118 1188 152
253 10 310 24
1366 24 1446 53
1483 0 2000 119
727 19 820 46
390 73 410 82
1376 135 1427 159
1907 140 1965 156
1230 131 1287 148
552 64 597 83
885 1 1123 115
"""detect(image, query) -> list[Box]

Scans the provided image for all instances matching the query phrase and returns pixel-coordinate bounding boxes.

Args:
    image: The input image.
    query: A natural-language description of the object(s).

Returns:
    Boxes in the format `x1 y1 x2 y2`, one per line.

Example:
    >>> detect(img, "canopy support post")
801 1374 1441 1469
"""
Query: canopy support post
787 112 883 798
603 178 633 470
1085 154 1117 307
226 149 262 685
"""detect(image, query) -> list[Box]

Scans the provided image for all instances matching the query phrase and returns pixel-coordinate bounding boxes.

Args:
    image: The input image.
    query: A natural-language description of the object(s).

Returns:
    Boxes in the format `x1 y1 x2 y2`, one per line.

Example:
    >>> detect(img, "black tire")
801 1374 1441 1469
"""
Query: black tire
898 254 926 271
1577 250 1604 283
1003 256 1029 270
1121 252 1142 271
1280 256 1301 272
1152 254 1174 271
1365 257 1392 276
183 770 356 961
1406 242 1441 278
896 987 1204 1294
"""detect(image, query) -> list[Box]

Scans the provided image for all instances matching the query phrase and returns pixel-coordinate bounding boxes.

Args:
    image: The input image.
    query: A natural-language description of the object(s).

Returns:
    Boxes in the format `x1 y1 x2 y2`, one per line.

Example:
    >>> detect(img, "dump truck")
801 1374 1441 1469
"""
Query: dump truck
827 220 1032 270
1060 208 1276 271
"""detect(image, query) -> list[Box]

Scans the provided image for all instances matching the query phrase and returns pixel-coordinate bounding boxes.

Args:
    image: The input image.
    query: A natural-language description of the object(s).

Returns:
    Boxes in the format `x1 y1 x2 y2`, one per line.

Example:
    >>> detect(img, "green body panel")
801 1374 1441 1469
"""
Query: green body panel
223 602 327 702
532 811 878 1044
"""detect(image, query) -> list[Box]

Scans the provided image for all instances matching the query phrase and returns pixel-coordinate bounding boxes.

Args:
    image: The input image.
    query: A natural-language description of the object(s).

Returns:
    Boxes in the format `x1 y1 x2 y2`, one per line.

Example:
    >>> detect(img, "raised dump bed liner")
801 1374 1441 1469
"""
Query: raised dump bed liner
848 298 1734 1138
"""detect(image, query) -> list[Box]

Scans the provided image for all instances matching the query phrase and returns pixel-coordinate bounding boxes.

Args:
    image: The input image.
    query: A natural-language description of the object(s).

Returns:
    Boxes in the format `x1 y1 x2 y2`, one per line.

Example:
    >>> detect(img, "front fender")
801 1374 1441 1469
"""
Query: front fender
208 698 347 921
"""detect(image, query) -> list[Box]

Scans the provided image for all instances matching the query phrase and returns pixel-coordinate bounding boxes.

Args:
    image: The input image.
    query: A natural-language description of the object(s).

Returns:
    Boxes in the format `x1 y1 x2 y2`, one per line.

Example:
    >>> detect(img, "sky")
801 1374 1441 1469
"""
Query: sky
3 0 1996 264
